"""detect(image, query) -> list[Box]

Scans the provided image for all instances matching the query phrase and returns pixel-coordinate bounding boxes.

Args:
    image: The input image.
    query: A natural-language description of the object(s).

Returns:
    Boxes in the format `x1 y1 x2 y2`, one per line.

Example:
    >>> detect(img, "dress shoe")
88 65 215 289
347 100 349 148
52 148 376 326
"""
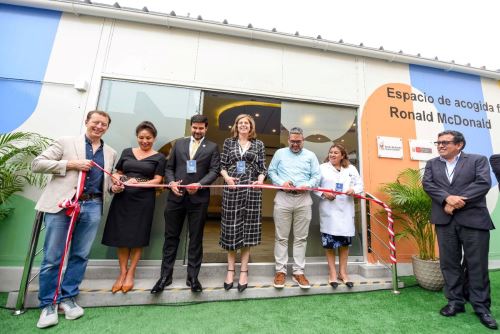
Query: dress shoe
439 304 465 317
186 277 203 292
151 275 172 294
121 283 133 293
112 272 127 293
476 313 498 330
329 280 339 289
238 270 248 292
338 275 354 288
224 269 235 291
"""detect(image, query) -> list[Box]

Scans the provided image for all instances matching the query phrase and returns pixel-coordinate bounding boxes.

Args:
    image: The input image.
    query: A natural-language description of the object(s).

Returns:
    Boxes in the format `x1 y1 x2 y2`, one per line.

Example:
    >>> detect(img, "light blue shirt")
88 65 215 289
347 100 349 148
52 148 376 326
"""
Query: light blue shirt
268 147 320 188
439 152 461 183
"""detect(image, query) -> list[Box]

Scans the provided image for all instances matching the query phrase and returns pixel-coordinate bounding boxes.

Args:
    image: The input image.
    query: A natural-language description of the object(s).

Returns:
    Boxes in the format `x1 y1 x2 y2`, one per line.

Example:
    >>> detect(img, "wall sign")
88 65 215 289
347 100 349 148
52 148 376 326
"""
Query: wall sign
377 136 403 159
409 139 436 161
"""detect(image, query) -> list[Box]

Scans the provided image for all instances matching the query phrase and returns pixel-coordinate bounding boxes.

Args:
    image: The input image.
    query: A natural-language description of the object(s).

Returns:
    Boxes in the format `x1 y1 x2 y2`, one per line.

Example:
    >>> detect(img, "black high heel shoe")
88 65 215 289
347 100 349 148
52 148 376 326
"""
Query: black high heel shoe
338 275 354 288
224 268 235 290
237 270 248 292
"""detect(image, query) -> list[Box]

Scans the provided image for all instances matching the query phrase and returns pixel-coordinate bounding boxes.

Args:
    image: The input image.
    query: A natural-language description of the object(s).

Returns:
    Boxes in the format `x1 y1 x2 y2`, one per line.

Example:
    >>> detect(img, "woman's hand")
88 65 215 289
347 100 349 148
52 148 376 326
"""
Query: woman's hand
111 183 125 193
225 176 239 189
322 192 336 200
126 178 139 184
345 188 355 195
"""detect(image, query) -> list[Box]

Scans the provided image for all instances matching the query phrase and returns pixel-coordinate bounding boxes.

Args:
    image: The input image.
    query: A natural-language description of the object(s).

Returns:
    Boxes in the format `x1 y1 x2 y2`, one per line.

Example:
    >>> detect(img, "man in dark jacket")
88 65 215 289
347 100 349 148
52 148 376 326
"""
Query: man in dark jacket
490 154 500 189
423 130 496 330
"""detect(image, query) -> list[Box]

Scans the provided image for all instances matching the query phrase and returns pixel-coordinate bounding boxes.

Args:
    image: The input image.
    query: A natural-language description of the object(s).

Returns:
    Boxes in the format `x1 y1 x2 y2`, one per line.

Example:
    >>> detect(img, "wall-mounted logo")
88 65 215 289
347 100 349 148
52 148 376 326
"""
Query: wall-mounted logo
377 136 403 159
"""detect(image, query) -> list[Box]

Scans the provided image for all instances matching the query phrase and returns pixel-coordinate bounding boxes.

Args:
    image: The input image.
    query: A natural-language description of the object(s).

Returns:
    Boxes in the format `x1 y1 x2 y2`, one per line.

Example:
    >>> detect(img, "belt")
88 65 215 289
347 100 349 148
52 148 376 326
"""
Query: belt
279 189 300 195
79 193 103 201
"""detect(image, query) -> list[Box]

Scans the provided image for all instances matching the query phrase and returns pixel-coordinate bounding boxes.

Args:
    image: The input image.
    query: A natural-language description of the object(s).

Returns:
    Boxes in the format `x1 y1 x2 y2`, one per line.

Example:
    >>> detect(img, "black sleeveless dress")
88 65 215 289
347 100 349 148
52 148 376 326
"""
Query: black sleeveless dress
102 148 165 247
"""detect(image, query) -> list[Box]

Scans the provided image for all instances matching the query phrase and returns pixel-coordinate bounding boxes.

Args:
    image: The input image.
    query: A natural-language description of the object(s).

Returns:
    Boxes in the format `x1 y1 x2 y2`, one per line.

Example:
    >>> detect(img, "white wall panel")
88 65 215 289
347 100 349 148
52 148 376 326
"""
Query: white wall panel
43 13 104 84
17 84 87 137
105 21 199 82
282 46 359 103
195 33 283 92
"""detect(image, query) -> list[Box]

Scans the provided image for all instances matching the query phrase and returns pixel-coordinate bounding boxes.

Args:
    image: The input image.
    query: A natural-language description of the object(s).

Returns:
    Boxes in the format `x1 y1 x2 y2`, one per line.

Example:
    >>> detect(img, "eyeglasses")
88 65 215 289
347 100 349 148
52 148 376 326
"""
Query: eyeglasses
289 140 303 145
434 141 455 146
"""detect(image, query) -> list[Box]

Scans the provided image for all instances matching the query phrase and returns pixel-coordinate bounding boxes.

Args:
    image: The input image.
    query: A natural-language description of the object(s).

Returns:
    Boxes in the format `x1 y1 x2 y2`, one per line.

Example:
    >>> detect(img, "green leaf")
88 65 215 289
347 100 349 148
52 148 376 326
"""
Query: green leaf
0 131 52 221
380 168 437 261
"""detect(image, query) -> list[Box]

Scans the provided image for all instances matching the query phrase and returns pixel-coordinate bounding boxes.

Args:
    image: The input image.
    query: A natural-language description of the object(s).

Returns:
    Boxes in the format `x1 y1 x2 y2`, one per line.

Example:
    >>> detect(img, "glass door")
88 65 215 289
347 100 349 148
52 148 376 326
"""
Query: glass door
91 78 201 261
280 101 362 260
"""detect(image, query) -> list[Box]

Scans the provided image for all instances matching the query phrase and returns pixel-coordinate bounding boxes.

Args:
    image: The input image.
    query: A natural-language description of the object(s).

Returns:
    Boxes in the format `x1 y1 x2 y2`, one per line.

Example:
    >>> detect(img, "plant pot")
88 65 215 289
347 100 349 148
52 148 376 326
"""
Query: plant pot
411 255 444 291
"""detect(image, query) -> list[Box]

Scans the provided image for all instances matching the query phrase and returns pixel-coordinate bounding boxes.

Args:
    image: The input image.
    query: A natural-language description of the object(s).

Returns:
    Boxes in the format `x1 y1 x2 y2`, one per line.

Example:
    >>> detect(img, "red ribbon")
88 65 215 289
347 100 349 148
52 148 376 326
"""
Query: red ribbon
52 171 86 305
91 161 397 264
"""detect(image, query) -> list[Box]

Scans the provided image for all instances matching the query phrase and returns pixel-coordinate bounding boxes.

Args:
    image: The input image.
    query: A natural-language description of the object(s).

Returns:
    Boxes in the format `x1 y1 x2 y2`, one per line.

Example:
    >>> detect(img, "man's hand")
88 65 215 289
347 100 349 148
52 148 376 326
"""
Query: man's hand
444 203 455 215
282 181 294 192
186 183 201 195
68 159 93 171
169 180 183 196
446 195 467 209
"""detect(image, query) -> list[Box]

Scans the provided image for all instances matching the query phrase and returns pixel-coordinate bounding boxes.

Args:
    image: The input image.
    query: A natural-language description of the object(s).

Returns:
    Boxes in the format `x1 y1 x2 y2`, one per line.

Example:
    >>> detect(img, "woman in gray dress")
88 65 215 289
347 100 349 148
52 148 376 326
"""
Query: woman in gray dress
220 114 266 292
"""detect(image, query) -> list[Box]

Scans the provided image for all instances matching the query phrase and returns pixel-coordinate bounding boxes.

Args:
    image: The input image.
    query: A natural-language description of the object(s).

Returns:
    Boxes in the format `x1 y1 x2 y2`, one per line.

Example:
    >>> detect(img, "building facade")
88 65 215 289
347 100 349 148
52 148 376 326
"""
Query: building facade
1 1 499 274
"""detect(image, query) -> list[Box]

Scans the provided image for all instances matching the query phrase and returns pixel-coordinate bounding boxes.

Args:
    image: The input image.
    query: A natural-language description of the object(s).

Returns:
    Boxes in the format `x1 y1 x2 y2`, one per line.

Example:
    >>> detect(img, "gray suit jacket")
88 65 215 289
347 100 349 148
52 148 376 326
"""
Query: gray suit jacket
32 135 117 213
422 152 494 230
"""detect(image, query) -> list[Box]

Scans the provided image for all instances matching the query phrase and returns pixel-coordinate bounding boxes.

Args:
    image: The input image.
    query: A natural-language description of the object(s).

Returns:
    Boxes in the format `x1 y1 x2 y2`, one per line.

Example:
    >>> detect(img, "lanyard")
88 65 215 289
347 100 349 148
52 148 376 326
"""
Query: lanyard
238 140 250 157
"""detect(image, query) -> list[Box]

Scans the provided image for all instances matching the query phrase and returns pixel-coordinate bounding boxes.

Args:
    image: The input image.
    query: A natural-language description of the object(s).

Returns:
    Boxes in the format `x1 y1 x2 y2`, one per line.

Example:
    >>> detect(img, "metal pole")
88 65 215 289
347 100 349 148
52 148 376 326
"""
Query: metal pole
12 211 44 315
391 263 400 294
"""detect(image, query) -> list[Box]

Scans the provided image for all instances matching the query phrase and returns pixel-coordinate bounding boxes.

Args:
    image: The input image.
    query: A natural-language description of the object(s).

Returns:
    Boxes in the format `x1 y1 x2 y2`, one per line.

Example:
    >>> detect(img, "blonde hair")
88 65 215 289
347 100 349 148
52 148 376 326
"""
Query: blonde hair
230 114 257 139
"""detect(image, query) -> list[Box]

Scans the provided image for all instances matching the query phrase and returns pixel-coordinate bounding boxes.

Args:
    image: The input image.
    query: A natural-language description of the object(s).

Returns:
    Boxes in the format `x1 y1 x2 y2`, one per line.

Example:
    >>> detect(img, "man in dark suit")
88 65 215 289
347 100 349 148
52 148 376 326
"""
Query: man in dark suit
151 114 220 293
490 154 500 189
423 130 497 330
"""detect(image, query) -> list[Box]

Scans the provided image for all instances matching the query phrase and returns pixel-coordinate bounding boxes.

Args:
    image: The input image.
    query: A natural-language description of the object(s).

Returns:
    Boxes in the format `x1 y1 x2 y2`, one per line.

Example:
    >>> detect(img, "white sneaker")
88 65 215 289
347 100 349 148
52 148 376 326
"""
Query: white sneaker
37 304 58 328
58 298 84 320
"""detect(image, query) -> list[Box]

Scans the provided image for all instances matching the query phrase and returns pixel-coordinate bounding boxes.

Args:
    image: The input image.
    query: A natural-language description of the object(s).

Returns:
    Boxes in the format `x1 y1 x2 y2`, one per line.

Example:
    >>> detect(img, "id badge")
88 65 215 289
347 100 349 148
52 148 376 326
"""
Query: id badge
187 160 197 174
236 161 246 174
335 182 344 193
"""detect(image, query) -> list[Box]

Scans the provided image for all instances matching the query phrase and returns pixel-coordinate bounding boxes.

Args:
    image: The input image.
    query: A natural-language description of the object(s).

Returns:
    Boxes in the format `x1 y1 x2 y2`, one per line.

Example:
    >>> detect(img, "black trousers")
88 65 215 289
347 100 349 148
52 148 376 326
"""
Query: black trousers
435 219 491 313
160 196 208 279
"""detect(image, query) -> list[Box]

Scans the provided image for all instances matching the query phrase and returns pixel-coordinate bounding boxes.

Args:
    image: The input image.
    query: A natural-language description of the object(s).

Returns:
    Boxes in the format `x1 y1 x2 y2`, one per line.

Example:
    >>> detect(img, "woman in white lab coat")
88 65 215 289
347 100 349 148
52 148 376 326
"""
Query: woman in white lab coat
316 143 363 288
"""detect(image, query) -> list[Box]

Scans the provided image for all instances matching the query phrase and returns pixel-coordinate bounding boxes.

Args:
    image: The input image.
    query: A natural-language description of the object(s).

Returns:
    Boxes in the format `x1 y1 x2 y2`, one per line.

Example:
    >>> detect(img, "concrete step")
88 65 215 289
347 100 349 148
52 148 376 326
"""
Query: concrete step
7 274 402 309
7 262 401 309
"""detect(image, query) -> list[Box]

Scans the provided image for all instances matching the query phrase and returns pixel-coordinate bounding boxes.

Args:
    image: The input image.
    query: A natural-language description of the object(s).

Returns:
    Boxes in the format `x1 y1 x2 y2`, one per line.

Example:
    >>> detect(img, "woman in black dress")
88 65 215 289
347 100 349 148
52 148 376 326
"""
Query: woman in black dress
220 114 266 292
102 121 165 293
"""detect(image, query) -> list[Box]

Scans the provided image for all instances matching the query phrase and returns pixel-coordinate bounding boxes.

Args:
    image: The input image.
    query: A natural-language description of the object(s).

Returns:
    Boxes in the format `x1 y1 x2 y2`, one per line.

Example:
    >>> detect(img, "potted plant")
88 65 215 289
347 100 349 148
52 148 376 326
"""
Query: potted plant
381 168 444 291
0 131 51 221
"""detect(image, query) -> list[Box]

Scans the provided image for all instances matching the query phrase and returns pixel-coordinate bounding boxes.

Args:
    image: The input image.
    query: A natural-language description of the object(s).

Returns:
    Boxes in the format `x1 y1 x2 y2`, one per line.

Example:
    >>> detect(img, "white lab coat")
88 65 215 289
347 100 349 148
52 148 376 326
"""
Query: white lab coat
315 163 363 236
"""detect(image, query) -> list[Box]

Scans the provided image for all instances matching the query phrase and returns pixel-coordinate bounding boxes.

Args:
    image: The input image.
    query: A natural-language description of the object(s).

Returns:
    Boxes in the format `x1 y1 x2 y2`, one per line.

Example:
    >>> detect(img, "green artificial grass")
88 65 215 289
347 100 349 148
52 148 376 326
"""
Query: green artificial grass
1 271 498 333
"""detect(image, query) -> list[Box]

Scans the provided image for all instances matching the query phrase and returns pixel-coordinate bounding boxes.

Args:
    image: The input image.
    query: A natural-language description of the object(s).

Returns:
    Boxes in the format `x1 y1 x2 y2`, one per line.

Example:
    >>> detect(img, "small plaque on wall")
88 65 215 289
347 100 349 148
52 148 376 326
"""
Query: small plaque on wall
409 139 437 161
377 136 403 159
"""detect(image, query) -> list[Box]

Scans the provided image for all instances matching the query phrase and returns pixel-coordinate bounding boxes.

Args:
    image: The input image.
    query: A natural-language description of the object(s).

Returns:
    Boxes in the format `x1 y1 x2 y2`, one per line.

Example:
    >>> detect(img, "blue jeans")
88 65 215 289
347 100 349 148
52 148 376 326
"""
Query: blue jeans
38 199 102 308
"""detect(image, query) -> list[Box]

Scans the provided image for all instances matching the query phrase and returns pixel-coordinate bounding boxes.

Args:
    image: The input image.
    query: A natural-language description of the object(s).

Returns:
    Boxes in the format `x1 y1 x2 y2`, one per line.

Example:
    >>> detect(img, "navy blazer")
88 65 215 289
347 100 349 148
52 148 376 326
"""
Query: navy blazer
165 137 220 204
422 152 494 231
490 154 500 190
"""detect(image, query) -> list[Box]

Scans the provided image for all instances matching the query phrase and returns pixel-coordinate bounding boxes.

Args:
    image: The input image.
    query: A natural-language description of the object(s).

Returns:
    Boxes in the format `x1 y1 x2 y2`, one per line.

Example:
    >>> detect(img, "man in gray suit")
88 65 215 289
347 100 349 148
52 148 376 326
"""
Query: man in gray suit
423 130 497 330
32 111 117 328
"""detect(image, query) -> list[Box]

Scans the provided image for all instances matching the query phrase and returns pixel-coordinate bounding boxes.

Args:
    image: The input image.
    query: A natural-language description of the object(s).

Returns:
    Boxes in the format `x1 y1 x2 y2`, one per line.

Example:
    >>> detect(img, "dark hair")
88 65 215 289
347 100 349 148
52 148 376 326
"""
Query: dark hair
438 130 466 150
191 114 208 127
136 121 157 137
86 110 111 125
325 143 350 168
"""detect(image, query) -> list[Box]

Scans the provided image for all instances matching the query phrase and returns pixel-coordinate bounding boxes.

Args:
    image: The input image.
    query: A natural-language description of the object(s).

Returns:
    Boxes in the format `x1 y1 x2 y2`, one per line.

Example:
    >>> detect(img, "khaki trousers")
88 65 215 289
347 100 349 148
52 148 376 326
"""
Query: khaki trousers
273 191 312 275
